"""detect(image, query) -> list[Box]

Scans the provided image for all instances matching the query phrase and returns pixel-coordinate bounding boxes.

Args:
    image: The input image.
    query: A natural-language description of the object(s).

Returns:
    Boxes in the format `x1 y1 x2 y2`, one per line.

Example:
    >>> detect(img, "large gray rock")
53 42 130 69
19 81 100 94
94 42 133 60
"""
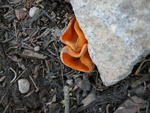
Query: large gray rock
70 0 150 86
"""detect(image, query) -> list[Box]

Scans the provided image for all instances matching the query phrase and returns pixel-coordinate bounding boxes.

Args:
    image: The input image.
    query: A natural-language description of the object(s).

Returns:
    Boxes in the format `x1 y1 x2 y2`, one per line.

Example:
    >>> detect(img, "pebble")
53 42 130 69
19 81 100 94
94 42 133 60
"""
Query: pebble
18 79 30 94
66 79 73 86
29 7 40 17
34 46 40 52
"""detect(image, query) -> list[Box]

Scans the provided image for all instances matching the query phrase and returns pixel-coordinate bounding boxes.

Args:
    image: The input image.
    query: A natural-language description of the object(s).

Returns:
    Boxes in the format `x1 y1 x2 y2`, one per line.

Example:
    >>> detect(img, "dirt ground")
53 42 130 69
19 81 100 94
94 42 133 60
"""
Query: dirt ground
0 0 150 113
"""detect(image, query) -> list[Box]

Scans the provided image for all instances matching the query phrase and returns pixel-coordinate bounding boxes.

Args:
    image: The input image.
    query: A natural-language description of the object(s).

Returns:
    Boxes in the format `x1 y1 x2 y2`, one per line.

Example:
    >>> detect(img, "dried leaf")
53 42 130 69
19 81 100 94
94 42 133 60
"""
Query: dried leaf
15 8 27 20
114 96 146 113
82 91 96 107
77 79 91 91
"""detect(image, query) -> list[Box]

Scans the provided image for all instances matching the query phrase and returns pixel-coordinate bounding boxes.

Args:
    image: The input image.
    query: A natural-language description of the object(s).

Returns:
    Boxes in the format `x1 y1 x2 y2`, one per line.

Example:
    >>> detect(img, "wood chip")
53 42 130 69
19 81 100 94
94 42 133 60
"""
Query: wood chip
21 49 47 59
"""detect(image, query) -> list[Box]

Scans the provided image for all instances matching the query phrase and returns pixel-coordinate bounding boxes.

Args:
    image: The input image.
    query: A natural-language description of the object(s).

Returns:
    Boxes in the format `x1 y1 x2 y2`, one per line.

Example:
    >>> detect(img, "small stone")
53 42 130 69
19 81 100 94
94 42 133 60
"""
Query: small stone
18 79 30 94
29 7 40 17
34 46 40 52
66 79 73 86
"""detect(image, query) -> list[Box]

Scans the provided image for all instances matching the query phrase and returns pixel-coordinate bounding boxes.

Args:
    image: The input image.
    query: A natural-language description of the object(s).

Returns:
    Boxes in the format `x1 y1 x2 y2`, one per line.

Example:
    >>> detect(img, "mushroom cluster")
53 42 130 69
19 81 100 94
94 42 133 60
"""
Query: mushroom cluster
60 16 94 72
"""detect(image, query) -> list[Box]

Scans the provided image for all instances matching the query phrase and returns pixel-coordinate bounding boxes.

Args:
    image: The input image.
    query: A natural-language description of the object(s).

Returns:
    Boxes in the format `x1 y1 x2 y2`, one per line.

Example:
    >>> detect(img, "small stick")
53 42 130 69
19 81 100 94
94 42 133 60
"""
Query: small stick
29 75 39 92
52 43 59 56
135 59 150 75
106 104 110 113
24 90 34 97
45 60 50 73
0 91 7 104
3 103 10 113
63 86 70 113
13 68 27 83
9 67 17 83
47 49 57 56
61 64 64 86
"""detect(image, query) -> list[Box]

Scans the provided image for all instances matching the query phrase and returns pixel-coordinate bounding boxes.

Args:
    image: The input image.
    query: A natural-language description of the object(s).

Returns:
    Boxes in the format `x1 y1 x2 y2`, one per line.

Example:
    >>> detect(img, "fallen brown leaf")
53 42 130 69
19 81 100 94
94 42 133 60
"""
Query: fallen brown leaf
82 91 96 107
15 8 27 20
114 96 146 113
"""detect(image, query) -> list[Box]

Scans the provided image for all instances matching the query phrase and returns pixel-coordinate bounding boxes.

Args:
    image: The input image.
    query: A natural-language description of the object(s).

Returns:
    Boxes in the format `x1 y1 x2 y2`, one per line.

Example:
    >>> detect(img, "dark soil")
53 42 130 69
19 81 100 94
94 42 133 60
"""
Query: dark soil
0 0 150 113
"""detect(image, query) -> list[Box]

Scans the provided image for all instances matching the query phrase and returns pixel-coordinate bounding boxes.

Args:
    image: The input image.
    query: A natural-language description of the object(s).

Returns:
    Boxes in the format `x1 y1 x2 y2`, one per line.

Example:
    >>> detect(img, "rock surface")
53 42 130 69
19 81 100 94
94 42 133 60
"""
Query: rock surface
18 79 30 94
70 0 150 86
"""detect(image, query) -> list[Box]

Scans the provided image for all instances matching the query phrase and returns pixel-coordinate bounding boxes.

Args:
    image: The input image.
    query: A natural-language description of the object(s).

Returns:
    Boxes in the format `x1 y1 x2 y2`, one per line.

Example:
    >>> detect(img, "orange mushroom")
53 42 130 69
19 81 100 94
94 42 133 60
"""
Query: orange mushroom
60 16 94 72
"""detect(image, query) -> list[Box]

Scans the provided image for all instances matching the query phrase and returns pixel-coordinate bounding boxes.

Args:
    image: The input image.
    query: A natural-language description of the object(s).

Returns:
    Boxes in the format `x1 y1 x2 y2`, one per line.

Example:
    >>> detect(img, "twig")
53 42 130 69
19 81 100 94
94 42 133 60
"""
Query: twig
24 90 34 97
0 91 7 104
2 103 10 113
9 67 17 83
22 10 43 27
13 68 27 83
2 36 14 43
15 107 27 111
36 28 51 40
42 66 45 78
47 48 57 57
23 28 39 41
106 104 110 113
135 59 150 75
63 86 70 113
43 38 55 49
13 20 18 39
52 42 59 56
146 102 149 113
45 60 50 73
61 63 64 86
29 75 39 92
21 49 47 59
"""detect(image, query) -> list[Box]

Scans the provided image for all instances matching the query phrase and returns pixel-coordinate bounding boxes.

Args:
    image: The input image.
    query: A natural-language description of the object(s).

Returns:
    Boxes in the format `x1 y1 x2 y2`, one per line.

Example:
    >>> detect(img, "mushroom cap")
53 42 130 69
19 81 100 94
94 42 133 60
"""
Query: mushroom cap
60 16 94 72
61 17 87 51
